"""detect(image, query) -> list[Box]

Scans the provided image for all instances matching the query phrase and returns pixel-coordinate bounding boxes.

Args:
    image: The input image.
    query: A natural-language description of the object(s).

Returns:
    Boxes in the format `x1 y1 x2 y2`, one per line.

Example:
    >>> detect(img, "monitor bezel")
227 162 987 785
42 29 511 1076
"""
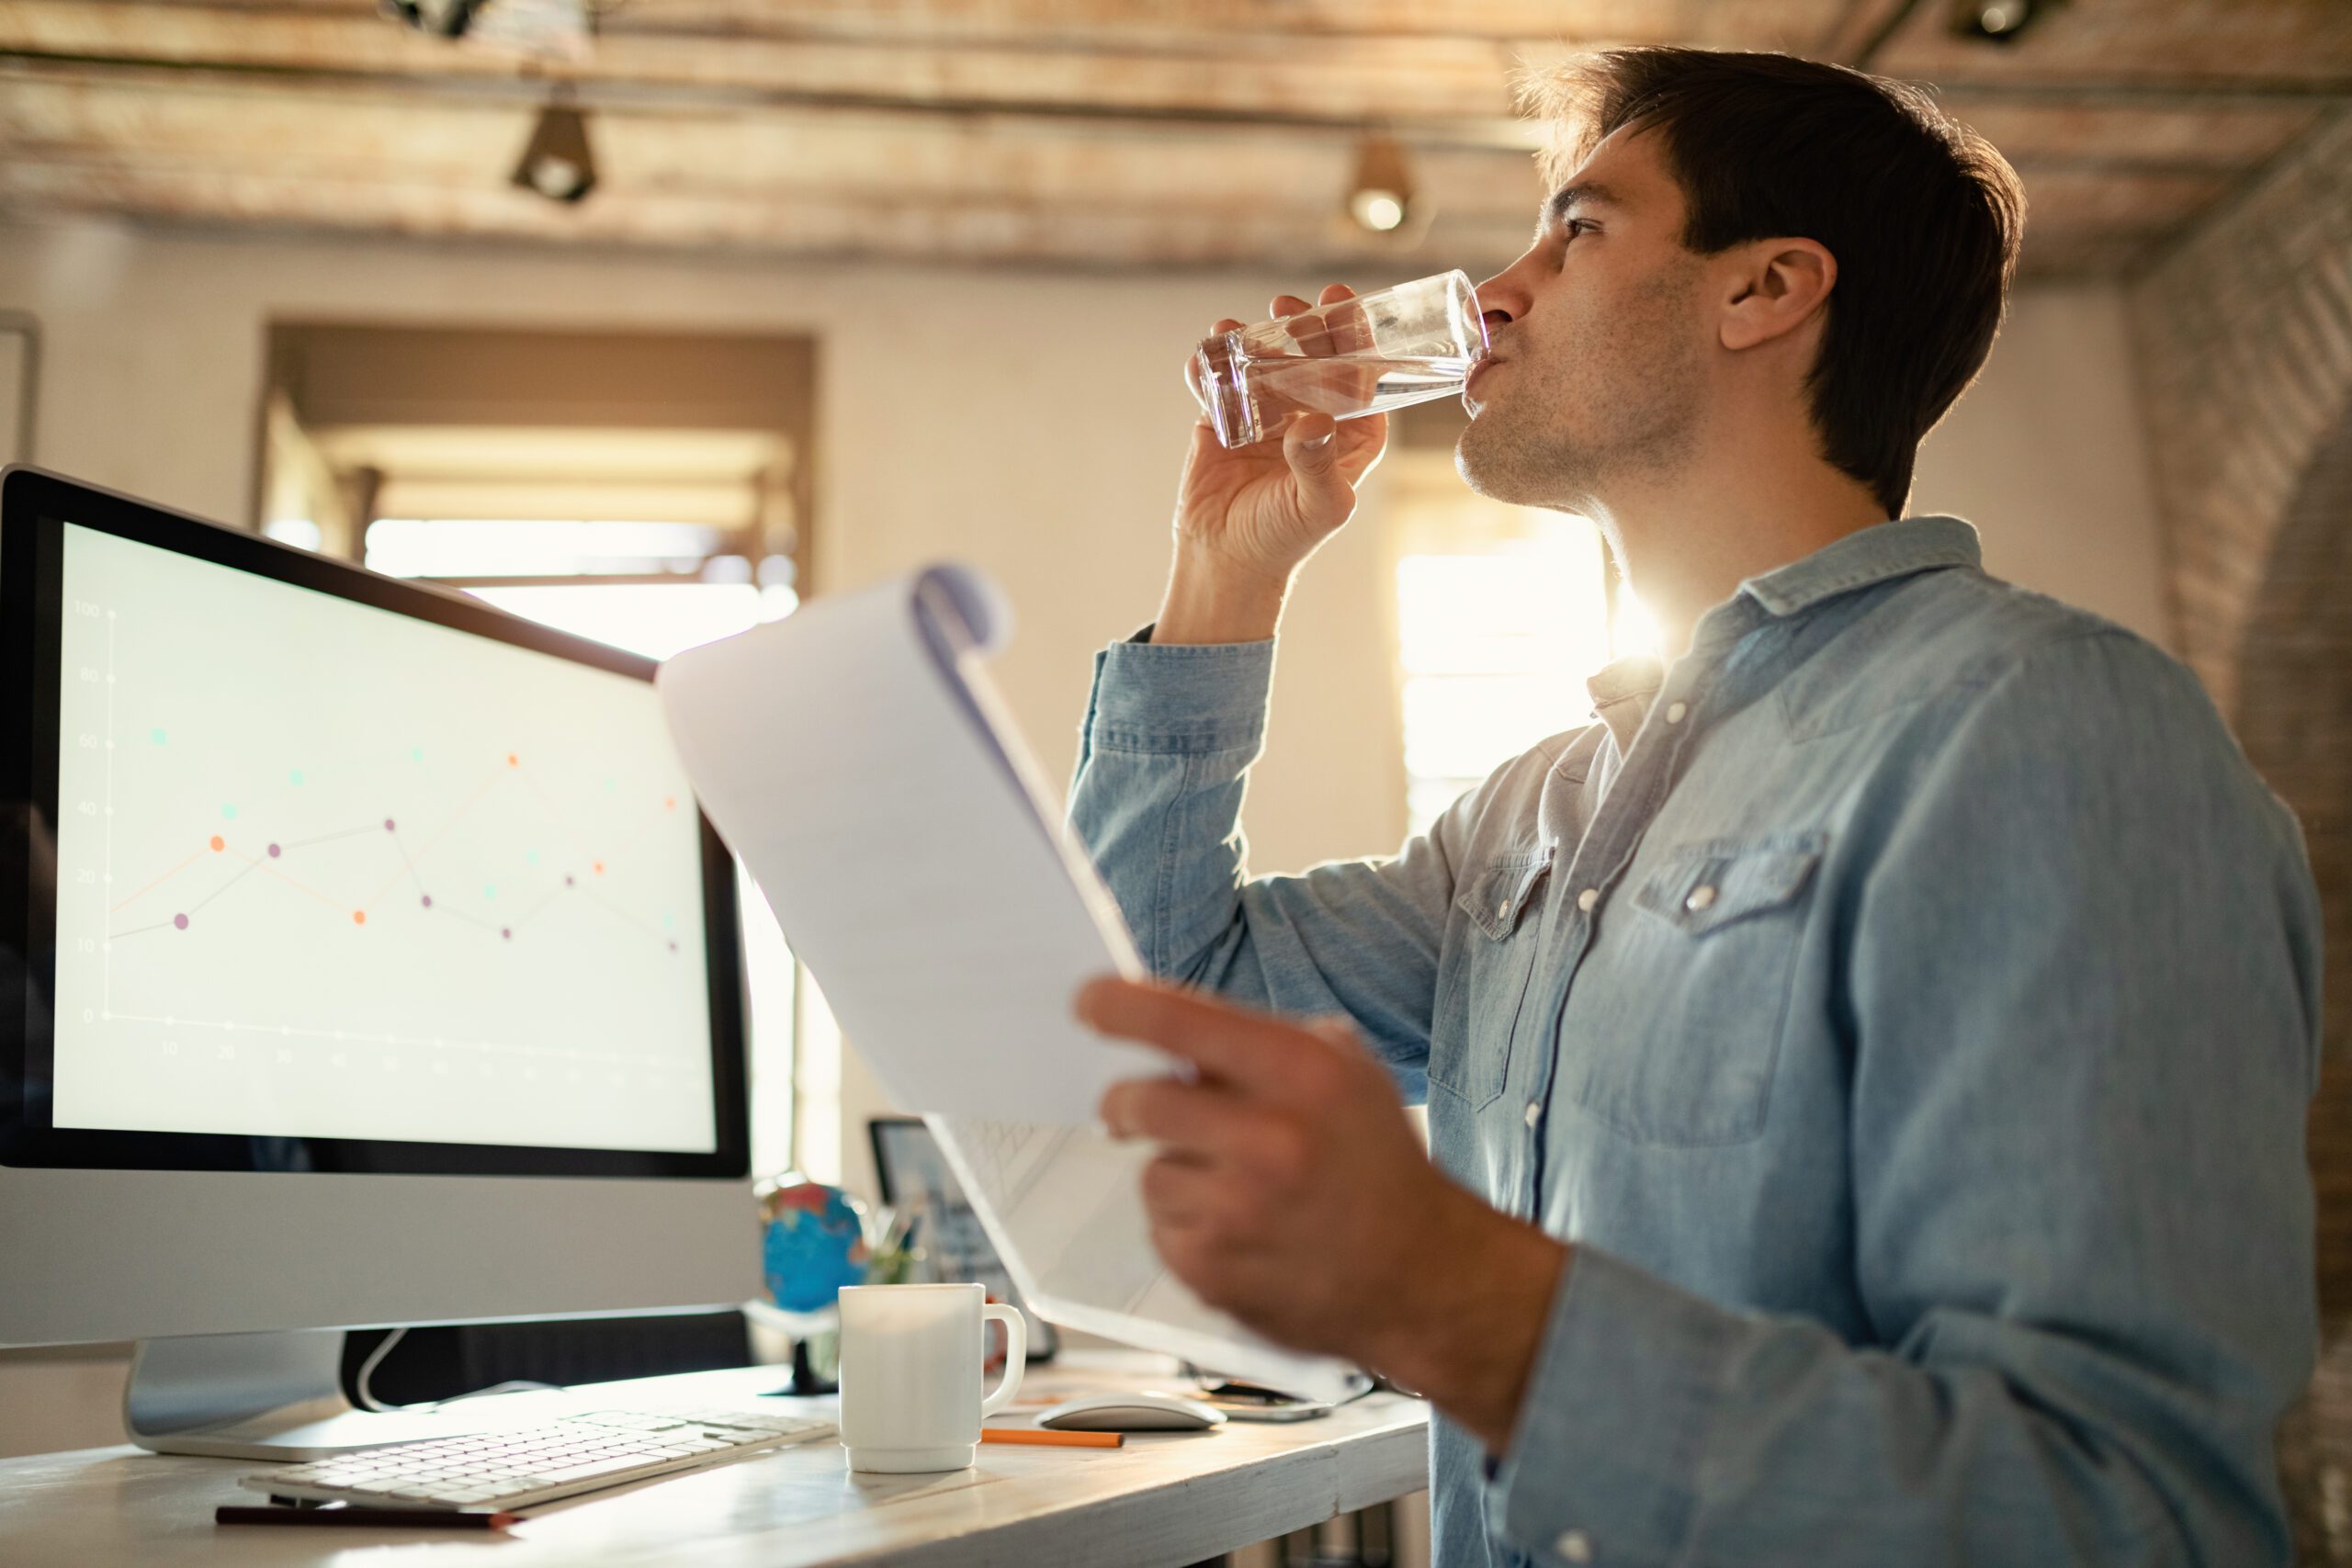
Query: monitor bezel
0 466 751 1179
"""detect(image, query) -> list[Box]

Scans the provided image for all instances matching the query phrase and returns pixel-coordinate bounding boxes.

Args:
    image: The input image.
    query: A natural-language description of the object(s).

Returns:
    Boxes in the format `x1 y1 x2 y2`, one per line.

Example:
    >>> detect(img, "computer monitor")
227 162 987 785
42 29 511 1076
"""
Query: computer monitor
0 468 757 1458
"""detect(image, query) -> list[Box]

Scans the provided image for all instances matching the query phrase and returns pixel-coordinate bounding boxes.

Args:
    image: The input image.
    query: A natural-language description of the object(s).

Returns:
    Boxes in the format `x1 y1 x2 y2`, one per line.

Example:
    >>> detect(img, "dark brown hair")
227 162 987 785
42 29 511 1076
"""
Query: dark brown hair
1525 48 2026 517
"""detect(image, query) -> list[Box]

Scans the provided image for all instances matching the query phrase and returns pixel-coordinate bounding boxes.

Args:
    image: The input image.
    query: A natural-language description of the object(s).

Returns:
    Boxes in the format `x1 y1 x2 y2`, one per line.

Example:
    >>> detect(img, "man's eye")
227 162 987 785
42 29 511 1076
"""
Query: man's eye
1560 218 1590 242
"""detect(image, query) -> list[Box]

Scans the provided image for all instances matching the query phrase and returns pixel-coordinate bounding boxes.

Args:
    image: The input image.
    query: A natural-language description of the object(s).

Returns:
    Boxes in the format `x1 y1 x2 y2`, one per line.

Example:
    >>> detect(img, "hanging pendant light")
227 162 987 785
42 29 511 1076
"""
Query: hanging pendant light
512 87 598 204
1345 134 1414 233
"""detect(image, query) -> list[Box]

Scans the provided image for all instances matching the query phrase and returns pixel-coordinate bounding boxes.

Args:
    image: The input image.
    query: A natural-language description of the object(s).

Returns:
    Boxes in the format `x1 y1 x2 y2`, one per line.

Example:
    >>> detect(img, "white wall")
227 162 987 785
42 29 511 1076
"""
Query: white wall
0 220 2165 1453
1913 283 2170 644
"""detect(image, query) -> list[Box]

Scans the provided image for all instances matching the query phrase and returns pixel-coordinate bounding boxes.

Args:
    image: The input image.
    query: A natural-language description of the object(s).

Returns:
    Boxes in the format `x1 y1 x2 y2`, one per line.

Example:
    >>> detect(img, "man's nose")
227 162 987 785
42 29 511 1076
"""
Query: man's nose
1470 268 1526 333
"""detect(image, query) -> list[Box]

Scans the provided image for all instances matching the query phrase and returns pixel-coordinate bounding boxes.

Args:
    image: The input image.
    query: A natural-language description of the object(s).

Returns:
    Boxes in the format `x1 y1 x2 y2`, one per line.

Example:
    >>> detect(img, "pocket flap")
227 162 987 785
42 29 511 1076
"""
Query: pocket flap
1633 836 1823 936
1457 849 1554 941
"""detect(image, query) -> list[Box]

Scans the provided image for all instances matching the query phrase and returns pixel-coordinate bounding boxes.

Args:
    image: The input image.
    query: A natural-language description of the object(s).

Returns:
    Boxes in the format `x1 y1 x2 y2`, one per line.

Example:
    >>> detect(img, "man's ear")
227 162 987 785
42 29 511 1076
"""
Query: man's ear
1718 239 1836 353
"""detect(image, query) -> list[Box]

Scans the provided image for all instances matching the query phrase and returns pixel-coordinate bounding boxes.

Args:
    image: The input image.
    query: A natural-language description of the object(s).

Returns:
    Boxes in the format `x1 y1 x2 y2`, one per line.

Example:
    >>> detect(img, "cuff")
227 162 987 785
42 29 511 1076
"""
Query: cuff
1487 1247 1741 1568
1082 631 1275 757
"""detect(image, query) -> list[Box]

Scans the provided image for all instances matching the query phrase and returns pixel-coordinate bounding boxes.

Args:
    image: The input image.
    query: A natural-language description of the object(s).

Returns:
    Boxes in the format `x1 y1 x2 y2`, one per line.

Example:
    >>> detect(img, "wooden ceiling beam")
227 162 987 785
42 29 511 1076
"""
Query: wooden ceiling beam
7 2 2346 114
0 47 2331 195
0 141 2199 281
0 71 1551 218
1 70 2232 240
1933 93 2325 169
0 3 1531 137
89 0 1846 51
0 153 1549 270
1873 0 2352 87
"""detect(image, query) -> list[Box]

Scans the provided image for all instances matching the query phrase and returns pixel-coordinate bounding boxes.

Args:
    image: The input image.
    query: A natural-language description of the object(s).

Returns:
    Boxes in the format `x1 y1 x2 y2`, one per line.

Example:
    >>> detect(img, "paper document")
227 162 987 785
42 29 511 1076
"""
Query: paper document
657 564 1360 1399
923 1113 1363 1401
657 564 1159 1123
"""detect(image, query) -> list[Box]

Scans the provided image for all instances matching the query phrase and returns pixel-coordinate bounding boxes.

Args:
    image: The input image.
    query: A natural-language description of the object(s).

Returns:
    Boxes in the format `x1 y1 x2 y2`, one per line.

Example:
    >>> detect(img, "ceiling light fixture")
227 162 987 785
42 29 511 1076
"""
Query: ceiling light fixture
511 89 598 204
380 0 489 39
1346 134 1414 234
1951 0 2049 42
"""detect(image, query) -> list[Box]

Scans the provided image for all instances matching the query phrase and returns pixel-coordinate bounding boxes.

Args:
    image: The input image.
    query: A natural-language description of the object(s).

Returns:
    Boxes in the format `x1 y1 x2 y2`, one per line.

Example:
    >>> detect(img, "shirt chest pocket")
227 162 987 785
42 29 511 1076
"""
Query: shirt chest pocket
1560 835 1824 1146
1430 848 1553 1111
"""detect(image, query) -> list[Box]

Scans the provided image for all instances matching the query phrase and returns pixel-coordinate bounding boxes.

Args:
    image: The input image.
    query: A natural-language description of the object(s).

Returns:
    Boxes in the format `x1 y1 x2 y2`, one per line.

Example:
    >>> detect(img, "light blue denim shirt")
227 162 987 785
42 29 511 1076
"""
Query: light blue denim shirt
1068 516 2322 1568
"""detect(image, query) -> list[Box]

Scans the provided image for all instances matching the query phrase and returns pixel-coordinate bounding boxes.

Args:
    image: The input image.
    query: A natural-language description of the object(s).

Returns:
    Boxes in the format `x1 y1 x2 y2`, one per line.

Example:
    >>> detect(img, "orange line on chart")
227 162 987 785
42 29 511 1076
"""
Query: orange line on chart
108 845 212 915
362 762 506 908
517 766 596 864
225 848 346 913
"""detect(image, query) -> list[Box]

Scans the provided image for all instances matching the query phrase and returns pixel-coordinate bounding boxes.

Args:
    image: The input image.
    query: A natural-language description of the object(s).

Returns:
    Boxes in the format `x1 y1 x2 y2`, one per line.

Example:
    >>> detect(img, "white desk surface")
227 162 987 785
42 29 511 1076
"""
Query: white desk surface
0 1351 1429 1568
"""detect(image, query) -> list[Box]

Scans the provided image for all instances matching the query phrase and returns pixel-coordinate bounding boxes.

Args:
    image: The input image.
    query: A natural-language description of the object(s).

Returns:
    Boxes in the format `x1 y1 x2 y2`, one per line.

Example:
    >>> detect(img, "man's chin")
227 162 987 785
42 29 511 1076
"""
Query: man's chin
1453 415 1542 506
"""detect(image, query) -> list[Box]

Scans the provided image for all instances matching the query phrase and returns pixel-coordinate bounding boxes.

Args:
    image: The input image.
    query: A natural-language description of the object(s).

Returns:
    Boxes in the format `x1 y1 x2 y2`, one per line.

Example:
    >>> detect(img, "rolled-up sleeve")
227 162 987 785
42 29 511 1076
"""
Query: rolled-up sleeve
1485 630 2322 1567
1068 632 1466 1093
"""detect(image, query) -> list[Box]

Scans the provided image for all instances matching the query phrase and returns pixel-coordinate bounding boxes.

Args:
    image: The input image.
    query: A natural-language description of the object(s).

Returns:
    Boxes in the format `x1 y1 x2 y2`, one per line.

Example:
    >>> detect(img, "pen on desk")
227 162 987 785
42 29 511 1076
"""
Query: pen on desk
980 1427 1124 1449
215 1505 516 1529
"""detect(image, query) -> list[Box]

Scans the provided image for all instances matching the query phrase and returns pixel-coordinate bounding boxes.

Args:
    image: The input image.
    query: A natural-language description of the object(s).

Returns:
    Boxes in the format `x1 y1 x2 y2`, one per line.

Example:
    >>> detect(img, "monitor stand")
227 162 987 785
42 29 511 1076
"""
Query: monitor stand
125 1329 504 1460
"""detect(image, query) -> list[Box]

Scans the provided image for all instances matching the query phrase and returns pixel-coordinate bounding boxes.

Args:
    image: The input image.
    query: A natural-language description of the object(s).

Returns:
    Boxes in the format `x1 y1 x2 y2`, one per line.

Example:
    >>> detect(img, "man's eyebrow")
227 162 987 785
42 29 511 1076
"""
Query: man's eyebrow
1541 181 1622 229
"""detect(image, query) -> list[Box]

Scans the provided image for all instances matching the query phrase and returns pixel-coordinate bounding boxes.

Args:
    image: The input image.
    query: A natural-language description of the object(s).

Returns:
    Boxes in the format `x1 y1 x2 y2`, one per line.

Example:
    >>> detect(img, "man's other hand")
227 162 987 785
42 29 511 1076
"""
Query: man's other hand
1075 975 1568 1450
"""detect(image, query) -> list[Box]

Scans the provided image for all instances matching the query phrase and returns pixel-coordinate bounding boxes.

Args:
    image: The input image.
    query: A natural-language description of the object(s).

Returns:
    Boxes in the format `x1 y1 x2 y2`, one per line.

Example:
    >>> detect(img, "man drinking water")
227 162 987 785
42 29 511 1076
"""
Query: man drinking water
1069 45 2321 1568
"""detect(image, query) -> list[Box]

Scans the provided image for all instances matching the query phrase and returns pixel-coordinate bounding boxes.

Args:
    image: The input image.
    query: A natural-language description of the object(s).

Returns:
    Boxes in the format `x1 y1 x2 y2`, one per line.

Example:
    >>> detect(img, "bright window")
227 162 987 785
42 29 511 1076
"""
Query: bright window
363 519 826 1180
1387 452 1655 835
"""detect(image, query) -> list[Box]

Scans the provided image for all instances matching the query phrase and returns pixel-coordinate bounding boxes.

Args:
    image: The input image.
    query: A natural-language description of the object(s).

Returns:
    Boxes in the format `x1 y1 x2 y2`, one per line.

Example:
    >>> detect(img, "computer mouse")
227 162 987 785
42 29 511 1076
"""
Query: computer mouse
1035 1392 1227 1432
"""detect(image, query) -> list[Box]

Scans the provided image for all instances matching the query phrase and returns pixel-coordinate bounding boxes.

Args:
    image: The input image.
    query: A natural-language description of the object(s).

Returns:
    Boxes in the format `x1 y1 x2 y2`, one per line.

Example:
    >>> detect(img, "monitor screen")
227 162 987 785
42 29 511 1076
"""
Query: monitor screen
2 470 747 1178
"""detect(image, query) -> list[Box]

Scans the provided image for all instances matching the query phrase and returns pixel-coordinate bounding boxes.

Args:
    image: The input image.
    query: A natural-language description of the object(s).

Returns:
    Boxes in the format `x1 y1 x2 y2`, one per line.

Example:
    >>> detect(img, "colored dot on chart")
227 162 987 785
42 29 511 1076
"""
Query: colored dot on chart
526 849 540 866
289 770 304 785
663 796 676 810
662 912 675 930
410 746 424 762
500 928 512 940
564 874 575 888
667 941 678 953
593 861 605 875
351 910 366 926
221 804 237 821
173 913 188 931
267 843 281 858
150 728 166 745
420 895 434 909
383 818 396 832
506 753 519 767
209 835 224 852
484 884 497 900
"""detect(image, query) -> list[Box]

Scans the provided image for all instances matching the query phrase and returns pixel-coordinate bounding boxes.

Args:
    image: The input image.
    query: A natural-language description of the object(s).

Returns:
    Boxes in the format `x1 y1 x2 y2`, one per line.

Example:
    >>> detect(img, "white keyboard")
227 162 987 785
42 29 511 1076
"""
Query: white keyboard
240 1406 836 1513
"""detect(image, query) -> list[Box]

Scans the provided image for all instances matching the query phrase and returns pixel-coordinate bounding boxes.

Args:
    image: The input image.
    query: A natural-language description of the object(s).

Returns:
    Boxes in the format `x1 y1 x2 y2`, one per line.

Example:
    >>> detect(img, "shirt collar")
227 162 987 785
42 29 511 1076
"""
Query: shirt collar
1735 514 1981 619
1579 516 1983 749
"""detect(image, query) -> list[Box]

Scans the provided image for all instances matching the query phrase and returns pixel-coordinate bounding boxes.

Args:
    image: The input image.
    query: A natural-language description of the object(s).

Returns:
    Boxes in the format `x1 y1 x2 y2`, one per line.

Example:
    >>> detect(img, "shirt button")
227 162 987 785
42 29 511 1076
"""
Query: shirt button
1685 884 1718 912
1576 887 1600 912
1555 1530 1594 1563
1498 900 1510 919
1664 701 1688 724
1523 1100 1541 1129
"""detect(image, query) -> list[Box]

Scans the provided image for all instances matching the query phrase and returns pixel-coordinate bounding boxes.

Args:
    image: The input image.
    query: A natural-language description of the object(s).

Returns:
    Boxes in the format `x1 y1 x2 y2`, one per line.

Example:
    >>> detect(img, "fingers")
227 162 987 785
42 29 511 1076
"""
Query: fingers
1102 1075 1299 1168
1183 317 1248 400
1076 976 1337 1101
1272 285 1353 316
1333 411 1389 479
1282 412 1348 497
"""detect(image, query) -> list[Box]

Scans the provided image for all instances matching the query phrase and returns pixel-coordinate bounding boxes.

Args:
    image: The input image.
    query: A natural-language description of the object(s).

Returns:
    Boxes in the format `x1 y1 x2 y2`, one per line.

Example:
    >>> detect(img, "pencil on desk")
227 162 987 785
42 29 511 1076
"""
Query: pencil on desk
980 1427 1124 1449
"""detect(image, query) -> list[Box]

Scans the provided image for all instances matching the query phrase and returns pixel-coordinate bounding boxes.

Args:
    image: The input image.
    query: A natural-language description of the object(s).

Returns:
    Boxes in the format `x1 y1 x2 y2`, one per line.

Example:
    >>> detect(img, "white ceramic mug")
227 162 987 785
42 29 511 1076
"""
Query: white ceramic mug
837 1282 1027 1472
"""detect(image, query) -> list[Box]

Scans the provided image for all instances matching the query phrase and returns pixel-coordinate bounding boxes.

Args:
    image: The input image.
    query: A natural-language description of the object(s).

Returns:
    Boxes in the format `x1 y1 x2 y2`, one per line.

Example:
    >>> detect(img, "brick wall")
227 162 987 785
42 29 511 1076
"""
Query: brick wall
2125 106 2352 1565
2128 107 2352 716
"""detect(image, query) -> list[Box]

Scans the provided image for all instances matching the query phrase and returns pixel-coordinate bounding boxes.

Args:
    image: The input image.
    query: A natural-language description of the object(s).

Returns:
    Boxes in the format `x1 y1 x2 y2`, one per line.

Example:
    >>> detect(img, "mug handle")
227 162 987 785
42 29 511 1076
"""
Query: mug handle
978 1303 1028 1417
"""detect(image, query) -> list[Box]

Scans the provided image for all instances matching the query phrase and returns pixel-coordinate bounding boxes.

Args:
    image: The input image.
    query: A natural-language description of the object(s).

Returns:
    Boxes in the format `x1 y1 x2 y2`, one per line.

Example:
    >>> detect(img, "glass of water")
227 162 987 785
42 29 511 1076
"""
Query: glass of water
1190 270 1488 448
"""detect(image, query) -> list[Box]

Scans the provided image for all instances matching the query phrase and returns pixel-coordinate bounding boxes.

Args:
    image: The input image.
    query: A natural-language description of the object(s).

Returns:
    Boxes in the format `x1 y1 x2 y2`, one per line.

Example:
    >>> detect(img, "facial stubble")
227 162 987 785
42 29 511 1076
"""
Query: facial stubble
1455 253 1710 515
